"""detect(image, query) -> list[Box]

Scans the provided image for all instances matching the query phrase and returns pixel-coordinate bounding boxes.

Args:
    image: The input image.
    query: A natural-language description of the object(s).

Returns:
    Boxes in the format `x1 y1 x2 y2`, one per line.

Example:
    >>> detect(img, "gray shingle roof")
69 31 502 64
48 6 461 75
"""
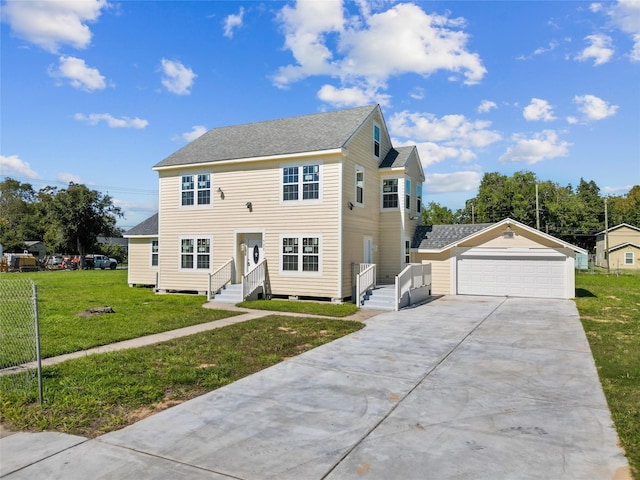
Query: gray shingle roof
412 223 495 249
379 146 415 169
154 105 378 168
125 213 158 237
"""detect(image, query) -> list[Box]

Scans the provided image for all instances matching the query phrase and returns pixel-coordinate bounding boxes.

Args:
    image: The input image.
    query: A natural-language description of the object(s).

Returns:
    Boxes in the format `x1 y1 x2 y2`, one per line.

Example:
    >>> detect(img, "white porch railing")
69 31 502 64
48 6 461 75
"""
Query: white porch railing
355 263 376 306
394 263 432 311
242 259 271 301
207 258 234 301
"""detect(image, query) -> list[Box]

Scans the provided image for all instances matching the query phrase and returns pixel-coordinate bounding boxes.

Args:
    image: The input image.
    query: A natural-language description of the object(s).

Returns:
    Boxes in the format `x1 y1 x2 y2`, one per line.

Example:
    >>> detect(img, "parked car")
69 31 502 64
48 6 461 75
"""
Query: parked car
90 254 118 270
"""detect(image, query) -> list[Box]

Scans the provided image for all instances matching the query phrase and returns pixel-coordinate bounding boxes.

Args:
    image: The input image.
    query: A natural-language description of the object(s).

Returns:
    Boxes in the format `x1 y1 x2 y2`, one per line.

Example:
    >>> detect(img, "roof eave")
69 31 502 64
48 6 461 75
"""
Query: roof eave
152 148 346 171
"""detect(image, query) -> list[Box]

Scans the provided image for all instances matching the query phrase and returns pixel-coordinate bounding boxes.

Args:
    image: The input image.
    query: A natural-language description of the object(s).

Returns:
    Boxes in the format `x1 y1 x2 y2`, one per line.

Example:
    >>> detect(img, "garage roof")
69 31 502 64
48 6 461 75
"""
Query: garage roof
413 218 587 254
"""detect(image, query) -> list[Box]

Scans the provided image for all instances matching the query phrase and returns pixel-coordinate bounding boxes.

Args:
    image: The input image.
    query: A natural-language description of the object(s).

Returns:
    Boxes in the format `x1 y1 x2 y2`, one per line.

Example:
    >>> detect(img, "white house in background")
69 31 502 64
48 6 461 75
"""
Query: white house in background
125 105 425 302
412 218 587 299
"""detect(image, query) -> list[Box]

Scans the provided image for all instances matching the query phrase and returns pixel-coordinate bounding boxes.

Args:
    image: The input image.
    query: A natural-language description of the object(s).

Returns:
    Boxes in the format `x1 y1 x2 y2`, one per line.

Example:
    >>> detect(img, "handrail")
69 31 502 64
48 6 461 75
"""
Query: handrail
355 263 376 306
207 258 234 301
394 263 431 311
242 259 270 300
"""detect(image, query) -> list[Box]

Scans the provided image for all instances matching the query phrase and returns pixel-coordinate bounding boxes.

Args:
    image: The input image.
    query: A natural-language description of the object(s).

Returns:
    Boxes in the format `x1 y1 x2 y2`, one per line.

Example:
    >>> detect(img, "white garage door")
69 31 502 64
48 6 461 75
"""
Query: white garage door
457 255 566 298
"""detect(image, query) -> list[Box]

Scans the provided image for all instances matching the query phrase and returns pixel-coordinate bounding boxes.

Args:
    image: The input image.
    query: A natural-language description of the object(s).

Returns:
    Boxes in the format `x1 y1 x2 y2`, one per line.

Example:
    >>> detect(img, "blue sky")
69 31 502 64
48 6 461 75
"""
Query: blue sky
1 0 638 230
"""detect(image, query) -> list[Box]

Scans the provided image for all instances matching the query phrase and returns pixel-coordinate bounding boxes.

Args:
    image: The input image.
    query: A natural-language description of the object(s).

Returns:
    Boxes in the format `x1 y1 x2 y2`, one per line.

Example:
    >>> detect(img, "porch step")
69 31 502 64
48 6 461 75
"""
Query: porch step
361 285 395 311
213 283 243 303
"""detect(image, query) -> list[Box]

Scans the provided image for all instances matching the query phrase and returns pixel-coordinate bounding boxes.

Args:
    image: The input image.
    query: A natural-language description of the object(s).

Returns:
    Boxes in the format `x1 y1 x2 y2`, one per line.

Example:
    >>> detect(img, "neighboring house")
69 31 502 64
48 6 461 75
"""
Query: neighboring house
595 223 640 270
97 236 129 255
412 218 587 299
24 241 46 259
125 213 159 287
126 105 424 301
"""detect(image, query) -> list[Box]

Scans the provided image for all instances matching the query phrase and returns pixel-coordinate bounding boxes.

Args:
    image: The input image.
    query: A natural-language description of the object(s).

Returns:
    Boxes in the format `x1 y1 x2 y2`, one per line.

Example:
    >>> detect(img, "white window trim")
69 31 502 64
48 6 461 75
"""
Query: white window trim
381 176 399 211
355 165 365 207
405 178 411 211
150 239 159 269
179 172 213 209
279 161 323 205
624 251 634 265
178 235 213 271
278 233 323 276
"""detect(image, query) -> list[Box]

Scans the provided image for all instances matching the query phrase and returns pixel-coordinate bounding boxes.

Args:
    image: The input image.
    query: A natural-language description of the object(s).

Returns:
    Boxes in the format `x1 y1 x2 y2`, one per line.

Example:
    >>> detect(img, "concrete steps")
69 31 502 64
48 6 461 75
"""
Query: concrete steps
361 285 395 311
213 283 243 303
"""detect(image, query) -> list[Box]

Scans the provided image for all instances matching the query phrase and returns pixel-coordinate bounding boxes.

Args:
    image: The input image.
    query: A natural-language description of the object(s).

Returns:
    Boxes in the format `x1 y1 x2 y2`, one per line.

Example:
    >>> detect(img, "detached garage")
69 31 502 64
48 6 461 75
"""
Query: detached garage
412 218 587 300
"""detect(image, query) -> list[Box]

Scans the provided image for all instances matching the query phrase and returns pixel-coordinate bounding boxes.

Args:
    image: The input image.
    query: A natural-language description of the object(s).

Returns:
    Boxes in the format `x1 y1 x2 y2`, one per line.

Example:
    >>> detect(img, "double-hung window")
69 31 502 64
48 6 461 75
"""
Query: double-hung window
382 178 398 209
181 174 211 206
180 237 211 270
625 252 634 265
405 179 411 210
355 166 364 205
373 124 381 158
282 164 320 202
281 235 321 274
151 240 159 267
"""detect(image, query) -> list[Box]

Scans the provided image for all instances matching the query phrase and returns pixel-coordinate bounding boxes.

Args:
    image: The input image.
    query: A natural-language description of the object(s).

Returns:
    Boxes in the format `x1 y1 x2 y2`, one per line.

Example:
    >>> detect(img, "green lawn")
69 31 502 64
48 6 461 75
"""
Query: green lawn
0 270 240 363
575 272 640 478
0 315 364 438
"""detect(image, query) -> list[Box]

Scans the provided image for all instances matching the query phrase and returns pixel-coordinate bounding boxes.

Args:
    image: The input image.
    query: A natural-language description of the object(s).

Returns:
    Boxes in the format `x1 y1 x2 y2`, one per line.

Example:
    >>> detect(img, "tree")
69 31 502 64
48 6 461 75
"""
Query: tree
45 183 123 257
422 201 457 225
0 178 40 251
608 185 640 227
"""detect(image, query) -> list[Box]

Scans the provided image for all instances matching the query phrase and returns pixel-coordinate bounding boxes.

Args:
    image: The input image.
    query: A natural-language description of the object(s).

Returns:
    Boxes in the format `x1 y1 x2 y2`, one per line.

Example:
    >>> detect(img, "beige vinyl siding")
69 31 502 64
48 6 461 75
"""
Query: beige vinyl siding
459 227 561 249
609 246 640 270
127 238 158 286
608 226 640 246
157 154 342 297
414 252 450 295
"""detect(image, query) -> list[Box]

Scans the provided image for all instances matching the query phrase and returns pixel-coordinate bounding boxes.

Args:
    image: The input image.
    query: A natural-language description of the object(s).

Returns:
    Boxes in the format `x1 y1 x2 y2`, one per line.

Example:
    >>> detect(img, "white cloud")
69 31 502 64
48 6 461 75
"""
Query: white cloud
573 94 619 120
273 1 486 95
160 59 197 95
607 0 640 35
1 0 108 53
317 84 390 107
575 34 614 65
425 171 482 194
523 98 556 121
590 3 604 13
179 125 207 142
74 113 148 129
411 142 477 167
477 100 497 113
48 56 107 91
0 154 39 179
603 184 633 194
566 116 579 124
499 130 571 164
631 33 640 61
389 111 502 148
56 172 83 184
223 7 245 38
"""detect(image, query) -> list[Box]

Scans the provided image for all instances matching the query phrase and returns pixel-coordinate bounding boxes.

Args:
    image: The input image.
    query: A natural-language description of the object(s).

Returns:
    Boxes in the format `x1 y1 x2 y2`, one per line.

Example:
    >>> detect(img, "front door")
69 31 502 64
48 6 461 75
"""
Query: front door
244 235 263 274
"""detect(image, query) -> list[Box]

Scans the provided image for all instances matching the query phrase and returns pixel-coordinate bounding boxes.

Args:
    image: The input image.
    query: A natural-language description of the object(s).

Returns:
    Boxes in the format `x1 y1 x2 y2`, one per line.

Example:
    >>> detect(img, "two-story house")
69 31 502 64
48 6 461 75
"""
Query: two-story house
126 105 424 302
595 223 640 270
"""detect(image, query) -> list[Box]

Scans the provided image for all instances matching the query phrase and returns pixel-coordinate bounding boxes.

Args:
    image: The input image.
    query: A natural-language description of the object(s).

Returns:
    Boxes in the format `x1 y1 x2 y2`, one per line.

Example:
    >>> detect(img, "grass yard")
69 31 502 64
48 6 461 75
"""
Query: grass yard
575 272 640 478
0 270 240 364
0 315 363 438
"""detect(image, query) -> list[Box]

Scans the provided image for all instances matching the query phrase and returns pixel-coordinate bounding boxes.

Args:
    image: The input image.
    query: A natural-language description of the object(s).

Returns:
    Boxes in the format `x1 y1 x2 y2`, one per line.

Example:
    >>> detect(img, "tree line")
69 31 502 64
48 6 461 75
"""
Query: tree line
0 178 124 258
423 171 639 250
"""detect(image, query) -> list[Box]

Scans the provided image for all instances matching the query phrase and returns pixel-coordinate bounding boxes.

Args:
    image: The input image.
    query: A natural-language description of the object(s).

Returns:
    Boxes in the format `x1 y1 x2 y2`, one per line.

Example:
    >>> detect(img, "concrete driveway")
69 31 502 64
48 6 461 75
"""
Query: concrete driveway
1 296 629 479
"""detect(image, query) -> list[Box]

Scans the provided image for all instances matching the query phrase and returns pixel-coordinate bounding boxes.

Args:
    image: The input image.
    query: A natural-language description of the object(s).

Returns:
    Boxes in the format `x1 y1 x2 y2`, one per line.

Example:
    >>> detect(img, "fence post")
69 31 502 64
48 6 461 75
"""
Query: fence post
33 283 43 405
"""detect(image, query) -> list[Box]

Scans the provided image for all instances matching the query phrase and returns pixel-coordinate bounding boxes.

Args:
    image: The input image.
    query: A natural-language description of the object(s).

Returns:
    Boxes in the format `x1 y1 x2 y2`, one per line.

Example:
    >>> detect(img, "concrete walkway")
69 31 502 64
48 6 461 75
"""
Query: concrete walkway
0 296 630 479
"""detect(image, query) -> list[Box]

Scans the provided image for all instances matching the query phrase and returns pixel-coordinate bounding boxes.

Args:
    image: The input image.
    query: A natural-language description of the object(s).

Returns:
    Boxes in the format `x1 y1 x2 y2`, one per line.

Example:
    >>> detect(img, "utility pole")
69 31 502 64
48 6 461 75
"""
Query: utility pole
471 204 475 224
535 184 540 230
604 197 609 273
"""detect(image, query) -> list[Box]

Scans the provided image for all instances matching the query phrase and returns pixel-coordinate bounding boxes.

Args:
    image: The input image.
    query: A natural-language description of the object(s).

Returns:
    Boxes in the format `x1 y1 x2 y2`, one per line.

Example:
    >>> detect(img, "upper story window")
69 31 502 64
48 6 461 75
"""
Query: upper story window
405 179 411 210
151 240 159 267
181 174 211 206
355 166 364 205
373 124 381 158
382 178 398 209
282 164 320 202
416 183 423 213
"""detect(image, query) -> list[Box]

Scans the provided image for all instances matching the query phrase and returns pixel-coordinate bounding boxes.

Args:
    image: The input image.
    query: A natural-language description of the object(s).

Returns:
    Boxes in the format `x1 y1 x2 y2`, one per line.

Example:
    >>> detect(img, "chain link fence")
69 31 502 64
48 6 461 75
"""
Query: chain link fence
0 277 43 403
